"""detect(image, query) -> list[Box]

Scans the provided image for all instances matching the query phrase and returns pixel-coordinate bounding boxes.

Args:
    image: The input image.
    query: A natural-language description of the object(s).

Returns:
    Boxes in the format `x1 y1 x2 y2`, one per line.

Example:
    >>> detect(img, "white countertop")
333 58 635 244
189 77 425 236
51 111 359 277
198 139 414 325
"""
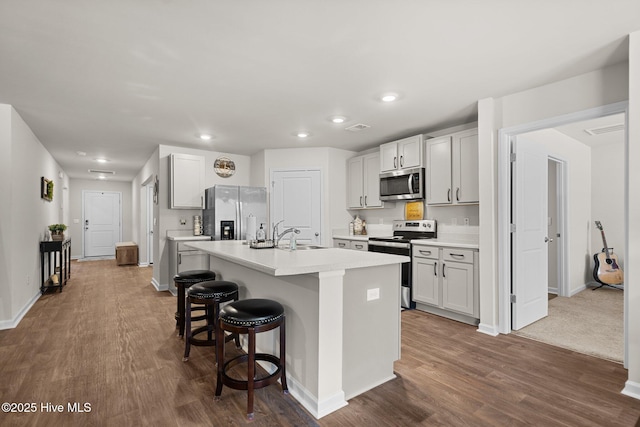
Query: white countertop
411 238 479 249
185 240 409 276
332 234 369 241
166 235 212 241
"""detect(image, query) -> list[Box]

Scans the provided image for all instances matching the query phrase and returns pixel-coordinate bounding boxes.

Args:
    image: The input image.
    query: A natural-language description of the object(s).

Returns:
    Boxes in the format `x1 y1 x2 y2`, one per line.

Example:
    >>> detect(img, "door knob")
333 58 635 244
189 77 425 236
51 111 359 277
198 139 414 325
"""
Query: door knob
315 232 319 237
544 237 553 243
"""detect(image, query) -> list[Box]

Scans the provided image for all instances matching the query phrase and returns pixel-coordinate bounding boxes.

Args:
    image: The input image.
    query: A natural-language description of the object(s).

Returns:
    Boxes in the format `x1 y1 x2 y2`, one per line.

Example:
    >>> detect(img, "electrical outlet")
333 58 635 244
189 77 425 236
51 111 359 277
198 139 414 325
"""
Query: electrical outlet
180 218 187 225
367 288 380 301
464 218 469 225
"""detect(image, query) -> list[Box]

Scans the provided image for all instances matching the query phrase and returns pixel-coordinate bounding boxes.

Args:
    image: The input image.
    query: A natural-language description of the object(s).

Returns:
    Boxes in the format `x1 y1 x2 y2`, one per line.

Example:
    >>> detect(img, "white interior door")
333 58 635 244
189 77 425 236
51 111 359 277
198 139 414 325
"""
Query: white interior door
512 135 549 330
84 191 122 257
271 169 322 245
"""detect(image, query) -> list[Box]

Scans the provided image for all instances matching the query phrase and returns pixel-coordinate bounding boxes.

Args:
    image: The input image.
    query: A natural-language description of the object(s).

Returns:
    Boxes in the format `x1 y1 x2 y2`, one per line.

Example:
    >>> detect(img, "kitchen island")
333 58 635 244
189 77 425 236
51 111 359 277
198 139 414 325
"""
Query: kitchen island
185 240 408 419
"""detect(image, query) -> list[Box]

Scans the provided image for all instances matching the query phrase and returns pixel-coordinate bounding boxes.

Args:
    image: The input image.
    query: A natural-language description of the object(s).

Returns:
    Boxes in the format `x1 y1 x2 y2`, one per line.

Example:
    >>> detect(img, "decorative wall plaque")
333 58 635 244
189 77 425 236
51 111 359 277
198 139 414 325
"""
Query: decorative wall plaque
214 157 235 178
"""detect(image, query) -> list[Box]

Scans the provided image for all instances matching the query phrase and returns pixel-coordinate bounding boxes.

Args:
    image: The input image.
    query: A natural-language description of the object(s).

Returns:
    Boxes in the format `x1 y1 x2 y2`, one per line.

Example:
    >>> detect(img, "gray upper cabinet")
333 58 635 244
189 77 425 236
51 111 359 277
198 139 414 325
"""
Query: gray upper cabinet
347 152 384 209
379 135 423 173
170 153 205 209
426 129 478 205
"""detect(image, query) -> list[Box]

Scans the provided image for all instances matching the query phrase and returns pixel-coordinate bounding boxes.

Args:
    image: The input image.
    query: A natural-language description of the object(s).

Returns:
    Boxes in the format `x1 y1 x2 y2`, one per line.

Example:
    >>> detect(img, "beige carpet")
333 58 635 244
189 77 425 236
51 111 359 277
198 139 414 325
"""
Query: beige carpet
514 288 624 363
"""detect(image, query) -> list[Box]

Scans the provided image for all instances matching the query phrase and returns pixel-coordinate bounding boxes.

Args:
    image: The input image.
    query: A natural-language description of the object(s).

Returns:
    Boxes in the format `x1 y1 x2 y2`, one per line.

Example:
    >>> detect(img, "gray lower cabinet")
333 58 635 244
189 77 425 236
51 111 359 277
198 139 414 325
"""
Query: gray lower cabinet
168 240 210 292
412 245 479 324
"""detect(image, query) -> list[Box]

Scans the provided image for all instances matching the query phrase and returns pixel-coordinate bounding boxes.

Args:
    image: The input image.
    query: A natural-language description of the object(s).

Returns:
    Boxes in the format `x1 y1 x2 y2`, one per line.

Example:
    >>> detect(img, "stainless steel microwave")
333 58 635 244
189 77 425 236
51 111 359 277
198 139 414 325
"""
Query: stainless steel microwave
379 167 424 201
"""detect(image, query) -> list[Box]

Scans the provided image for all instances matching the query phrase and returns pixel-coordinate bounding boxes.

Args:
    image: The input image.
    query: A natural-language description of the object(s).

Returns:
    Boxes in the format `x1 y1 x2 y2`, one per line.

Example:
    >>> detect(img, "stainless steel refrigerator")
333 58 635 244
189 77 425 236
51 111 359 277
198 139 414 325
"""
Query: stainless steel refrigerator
202 185 268 241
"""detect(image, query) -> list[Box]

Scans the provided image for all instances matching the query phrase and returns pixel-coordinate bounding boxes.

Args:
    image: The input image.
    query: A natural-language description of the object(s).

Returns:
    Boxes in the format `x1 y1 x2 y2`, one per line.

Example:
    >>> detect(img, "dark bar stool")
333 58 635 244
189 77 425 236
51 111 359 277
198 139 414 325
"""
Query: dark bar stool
183 280 241 362
215 298 288 420
174 270 216 337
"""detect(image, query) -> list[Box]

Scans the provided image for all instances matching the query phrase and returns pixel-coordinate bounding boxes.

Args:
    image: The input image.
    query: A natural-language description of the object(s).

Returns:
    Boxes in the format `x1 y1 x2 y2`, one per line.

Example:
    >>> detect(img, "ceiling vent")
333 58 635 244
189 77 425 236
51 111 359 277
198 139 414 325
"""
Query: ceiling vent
345 123 371 132
88 169 116 175
584 123 625 136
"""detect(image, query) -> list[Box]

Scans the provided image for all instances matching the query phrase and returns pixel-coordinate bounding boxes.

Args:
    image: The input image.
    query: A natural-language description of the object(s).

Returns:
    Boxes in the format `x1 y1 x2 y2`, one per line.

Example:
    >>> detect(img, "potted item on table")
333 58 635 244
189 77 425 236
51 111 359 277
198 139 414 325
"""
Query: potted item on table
48 224 67 241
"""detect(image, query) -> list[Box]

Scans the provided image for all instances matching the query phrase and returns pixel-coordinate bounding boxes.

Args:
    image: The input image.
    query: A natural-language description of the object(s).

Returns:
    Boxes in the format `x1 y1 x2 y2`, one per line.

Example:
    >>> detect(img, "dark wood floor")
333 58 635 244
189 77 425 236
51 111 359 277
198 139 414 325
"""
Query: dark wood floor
1 260 639 426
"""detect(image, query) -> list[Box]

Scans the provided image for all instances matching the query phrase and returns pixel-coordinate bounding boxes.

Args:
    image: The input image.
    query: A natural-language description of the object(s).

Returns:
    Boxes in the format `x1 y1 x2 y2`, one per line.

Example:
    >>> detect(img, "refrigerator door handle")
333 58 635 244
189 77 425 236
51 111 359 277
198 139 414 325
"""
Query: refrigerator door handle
236 199 241 240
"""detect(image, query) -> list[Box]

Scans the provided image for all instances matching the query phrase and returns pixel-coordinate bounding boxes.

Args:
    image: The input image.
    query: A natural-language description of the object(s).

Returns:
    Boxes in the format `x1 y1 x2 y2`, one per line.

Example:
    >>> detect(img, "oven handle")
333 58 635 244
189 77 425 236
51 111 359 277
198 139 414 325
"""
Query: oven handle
368 240 411 249
408 173 413 193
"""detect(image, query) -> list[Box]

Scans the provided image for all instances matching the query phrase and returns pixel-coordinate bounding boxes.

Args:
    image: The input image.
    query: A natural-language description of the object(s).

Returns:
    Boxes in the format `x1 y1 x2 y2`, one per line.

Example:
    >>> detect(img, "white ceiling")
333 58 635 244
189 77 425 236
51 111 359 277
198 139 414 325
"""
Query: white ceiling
1 1 639 181
555 113 626 147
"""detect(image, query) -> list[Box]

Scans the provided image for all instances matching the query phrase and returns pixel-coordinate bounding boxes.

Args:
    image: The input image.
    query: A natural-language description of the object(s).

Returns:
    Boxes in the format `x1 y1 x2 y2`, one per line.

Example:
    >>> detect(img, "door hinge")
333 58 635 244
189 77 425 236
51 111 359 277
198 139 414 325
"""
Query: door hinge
510 152 516 162
510 294 516 303
510 224 516 233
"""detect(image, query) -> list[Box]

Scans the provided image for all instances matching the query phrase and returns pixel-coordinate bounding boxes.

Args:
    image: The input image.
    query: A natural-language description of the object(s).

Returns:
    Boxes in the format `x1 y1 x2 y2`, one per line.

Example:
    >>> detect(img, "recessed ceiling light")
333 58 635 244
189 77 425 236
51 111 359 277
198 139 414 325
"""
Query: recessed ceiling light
329 116 348 124
296 131 311 138
95 158 109 163
199 134 212 141
381 93 398 102
98 175 106 180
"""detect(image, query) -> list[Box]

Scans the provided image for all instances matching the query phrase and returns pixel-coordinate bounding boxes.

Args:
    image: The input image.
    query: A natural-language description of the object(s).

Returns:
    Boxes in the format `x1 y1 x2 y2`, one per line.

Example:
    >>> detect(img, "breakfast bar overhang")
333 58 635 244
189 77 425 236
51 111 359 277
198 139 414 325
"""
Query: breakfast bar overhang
185 240 408 419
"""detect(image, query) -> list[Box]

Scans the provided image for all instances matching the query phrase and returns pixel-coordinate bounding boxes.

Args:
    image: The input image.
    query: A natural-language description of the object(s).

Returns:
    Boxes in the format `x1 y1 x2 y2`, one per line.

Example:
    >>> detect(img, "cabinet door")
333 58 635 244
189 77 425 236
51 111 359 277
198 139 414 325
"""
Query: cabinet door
426 137 452 204
398 135 423 169
453 130 479 203
178 251 210 273
334 239 351 249
170 153 205 209
350 241 368 251
379 141 398 173
412 256 439 306
347 156 364 209
363 153 383 208
442 261 474 315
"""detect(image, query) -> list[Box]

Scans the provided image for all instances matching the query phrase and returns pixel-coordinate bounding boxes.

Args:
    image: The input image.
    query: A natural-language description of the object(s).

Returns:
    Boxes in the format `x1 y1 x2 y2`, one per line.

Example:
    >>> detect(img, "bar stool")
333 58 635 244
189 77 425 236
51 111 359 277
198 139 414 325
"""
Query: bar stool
215 298 288 420
183 280 240 362
174 270 216 337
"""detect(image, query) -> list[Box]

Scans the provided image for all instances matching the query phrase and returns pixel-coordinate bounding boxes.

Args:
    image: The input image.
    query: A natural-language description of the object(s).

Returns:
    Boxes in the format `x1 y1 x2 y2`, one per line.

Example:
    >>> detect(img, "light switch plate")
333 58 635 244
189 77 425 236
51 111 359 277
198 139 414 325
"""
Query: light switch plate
367 288 380 301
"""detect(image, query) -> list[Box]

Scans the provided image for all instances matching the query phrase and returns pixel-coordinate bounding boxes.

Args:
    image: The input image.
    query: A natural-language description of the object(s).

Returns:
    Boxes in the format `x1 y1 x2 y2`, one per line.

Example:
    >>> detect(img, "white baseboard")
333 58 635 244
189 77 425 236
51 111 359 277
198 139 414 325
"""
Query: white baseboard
285 374 348 419
477 323 500 336
569 284 587 297
138 262 149 267
0 291 40 330
151 278 168 292
622 380 640 400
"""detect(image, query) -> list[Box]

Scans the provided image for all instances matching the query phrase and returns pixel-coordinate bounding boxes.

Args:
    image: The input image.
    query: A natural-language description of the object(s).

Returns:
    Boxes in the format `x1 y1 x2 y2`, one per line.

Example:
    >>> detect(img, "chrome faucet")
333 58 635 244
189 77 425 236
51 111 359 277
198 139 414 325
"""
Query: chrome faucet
273 220 300 247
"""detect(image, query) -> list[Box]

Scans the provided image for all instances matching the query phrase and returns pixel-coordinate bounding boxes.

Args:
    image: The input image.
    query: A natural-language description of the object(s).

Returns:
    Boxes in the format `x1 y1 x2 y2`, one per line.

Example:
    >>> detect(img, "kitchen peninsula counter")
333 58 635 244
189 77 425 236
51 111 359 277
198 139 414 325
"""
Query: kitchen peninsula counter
185 240 407 419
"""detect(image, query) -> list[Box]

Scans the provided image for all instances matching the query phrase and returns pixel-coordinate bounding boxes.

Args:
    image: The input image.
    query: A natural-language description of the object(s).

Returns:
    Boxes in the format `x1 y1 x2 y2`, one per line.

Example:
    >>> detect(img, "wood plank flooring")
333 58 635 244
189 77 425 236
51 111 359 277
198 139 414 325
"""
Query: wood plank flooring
0 259 639 426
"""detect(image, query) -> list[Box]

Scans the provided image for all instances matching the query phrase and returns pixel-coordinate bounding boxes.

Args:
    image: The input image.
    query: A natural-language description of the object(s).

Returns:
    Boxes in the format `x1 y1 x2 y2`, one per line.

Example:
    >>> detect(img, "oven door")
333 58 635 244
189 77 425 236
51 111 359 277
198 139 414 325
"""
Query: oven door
368 243 413 309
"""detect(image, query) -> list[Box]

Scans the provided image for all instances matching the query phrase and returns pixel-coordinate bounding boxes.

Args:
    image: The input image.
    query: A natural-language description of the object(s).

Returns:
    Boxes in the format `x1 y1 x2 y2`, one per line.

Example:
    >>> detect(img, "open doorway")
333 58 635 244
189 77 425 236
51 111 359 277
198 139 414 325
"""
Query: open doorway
499 102 628 365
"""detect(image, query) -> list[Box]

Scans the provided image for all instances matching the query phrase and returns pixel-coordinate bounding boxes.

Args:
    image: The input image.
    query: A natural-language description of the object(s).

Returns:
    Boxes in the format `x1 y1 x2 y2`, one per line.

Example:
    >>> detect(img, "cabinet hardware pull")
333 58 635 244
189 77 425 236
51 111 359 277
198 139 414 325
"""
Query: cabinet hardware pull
360 196 363 207
456 188 460 201
364 195 367 206
394 156 397 169
434 262 437 276
447 188 451 202
442 263 446 278
450 253 465 259
339 243 346 248
355 244 363 249
420 250 432 256
178 253 181 265
400 155 404 167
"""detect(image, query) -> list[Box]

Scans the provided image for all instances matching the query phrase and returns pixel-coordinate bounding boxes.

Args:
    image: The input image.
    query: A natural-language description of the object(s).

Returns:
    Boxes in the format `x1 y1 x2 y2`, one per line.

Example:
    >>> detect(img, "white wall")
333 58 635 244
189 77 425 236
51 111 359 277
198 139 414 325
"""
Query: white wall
255 147 356 246
68 179 133 259
590 139 625 269
0 105 70 328
519 128 592 294
624 29 640 399
132 147 159 280
478 62 629 335
155 145 251 289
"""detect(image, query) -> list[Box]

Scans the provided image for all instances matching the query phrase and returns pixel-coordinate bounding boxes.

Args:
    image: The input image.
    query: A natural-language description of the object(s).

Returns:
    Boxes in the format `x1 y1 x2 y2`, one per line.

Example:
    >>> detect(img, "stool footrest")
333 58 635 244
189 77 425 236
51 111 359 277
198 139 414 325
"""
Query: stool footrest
220 353 283 391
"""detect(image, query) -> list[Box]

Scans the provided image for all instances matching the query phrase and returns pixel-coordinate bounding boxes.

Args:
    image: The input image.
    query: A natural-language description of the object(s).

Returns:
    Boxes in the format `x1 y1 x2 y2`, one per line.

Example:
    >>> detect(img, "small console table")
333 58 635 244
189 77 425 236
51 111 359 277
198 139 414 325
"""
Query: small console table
40 238 71 293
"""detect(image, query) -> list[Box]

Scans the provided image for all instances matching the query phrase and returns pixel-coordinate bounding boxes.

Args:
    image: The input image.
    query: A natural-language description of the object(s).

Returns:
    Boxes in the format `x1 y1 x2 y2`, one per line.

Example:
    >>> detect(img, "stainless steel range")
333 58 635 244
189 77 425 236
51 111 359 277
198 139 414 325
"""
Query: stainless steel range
368 219 437 309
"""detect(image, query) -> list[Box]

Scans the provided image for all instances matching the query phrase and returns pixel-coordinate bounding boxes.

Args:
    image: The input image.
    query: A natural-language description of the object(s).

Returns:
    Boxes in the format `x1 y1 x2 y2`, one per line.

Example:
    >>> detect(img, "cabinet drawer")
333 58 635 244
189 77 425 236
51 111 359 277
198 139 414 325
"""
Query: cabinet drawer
351 241 368 251
334 239 351 249
413 246 438 259
442 248 474 264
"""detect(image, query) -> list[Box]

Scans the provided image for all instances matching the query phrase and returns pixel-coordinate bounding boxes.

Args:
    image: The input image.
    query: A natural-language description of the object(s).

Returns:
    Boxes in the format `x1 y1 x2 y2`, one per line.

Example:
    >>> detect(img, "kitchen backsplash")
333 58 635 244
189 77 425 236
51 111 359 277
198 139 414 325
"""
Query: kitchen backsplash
349 202 479 227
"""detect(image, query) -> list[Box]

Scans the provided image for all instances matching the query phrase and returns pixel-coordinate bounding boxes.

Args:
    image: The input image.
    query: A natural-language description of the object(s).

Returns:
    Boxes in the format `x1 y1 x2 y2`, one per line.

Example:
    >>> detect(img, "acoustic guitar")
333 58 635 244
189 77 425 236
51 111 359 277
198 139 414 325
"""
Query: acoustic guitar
593 221 624 285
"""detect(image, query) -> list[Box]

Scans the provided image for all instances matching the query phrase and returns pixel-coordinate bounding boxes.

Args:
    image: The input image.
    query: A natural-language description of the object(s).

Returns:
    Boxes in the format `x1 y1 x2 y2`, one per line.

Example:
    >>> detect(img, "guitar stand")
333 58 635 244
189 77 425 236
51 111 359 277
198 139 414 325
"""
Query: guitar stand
592 282 623 291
